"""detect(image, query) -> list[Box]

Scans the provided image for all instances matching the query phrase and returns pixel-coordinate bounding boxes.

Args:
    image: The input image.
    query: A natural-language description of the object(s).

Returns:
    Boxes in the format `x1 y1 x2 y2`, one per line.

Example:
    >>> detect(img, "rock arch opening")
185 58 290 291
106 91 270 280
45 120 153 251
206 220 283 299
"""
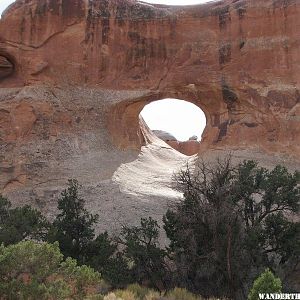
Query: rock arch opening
107 94 215 156
140 99 206 156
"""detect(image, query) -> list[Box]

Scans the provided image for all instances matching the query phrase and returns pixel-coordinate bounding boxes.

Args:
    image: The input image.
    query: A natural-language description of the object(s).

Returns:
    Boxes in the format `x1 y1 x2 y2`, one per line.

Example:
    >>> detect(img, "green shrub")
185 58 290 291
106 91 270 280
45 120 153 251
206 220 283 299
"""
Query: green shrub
60 257 102 298
0 240 103 299
248 269 282 300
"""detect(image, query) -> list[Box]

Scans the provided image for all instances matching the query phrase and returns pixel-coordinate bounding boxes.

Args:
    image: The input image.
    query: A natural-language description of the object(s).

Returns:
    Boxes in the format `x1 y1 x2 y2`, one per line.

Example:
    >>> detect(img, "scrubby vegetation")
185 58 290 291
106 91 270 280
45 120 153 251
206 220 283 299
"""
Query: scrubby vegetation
0 158 299 299
163 158 300 298
0 241 102 299
0 195 49 246
248 269 282 300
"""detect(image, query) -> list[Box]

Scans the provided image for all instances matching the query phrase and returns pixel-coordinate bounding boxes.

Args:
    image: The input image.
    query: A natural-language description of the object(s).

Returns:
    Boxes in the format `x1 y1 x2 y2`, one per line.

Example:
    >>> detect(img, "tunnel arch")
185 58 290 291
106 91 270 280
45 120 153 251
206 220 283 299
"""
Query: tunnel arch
107 89 229 154
140 98 207 156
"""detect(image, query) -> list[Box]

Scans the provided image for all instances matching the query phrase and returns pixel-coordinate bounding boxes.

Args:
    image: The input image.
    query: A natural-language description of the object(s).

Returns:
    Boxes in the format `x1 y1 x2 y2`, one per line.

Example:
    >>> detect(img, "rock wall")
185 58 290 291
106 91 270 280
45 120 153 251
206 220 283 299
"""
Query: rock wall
0 0 299 230
152 130 200 156
1 0 299 154
167 140 200 156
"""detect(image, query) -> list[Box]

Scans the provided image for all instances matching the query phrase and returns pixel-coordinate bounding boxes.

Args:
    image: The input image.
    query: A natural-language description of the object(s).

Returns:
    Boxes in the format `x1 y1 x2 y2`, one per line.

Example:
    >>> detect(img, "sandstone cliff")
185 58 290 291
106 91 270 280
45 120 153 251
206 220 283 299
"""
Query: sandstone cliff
0 0 299 232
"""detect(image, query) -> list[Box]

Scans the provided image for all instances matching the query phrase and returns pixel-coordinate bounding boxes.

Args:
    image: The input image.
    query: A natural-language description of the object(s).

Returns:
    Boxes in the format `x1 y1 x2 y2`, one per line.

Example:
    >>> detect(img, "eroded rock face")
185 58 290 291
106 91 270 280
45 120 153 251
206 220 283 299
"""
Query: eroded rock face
152 130 177 142
1 0 298 154
153 130 200 156
0 0 299 228
0 56 13 80
167 140 200 156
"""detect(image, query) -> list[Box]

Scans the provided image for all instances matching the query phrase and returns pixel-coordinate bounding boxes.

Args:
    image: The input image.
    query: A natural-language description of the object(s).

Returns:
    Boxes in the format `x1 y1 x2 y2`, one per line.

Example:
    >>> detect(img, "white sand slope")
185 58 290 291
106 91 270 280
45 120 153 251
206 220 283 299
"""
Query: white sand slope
113 119 192 200
113 143 190 199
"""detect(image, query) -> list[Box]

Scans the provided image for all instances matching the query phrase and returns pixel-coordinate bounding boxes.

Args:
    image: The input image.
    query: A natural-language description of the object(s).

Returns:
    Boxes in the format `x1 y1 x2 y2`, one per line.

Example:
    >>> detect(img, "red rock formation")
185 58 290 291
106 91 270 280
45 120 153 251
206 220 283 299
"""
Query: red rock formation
0 55 14 80
166 140 200 156
1 0 299 156
0 0 299 220
152 130 200 156
0 5 299 292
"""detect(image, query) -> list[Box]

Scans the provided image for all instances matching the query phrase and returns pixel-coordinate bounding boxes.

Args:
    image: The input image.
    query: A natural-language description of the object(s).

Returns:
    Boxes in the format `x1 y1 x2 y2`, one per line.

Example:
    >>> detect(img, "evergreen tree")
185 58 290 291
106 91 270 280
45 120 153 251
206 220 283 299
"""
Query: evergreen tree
85 231 132 287
119 217 168 290
163 158 300 299
248 269 282 300
48 179 98 263
0 195 49 245
49 180 127 286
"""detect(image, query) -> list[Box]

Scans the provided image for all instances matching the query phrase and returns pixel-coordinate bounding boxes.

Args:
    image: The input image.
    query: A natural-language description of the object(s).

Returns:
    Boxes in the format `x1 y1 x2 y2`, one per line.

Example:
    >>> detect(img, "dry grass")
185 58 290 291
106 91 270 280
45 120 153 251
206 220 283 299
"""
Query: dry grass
86 285 230 300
